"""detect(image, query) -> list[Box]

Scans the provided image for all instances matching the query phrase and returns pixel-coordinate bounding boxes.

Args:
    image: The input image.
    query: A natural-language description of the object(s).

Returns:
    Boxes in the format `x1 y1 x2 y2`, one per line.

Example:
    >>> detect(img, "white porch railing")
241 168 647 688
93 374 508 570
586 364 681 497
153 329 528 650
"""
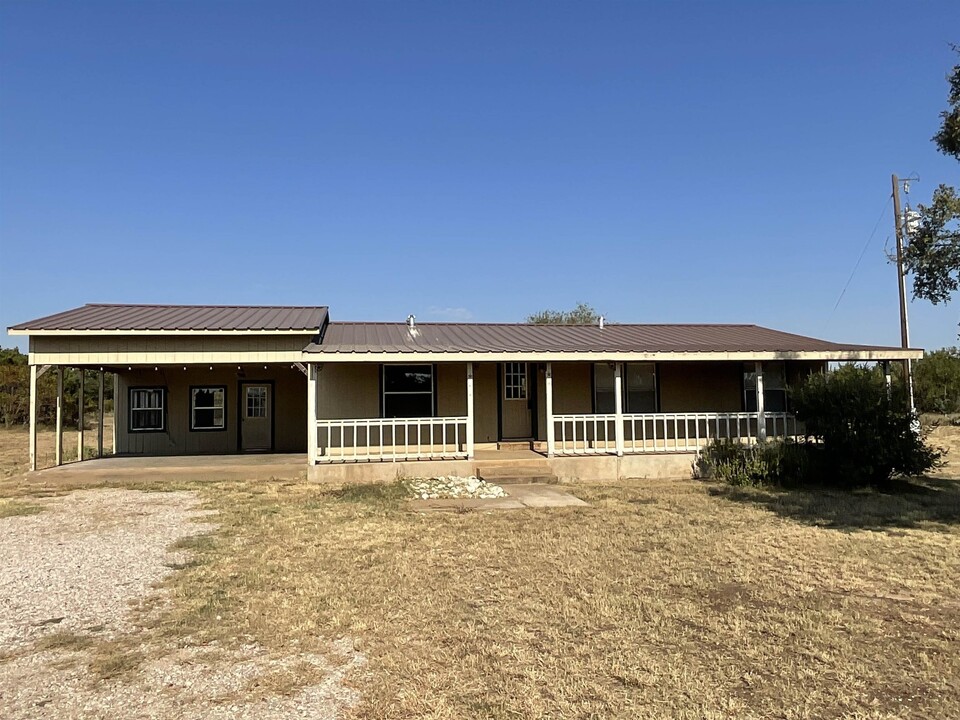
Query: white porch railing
551 412 801 456
553 413 619 455
315 416 469 462
623 412 800 453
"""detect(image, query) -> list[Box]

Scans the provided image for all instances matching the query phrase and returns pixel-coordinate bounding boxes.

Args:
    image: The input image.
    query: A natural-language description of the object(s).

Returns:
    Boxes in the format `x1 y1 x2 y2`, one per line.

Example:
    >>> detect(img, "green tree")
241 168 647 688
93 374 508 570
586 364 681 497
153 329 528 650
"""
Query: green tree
913 347 960 414
903 47 960 305
0 349 29 427
526 302 601 325
0 348 113 427
793 366 940 487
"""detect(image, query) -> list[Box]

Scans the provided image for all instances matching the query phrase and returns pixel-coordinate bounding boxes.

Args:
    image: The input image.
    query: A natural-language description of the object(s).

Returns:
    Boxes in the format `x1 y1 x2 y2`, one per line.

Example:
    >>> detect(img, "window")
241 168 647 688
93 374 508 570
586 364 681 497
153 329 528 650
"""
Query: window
129 387 165 432
382 365 434 418
191 386 226 431
245 386 266 418
625 363 657 412
744 362 788 412
594 363 658 413
504 362 527 400
594 363 616 413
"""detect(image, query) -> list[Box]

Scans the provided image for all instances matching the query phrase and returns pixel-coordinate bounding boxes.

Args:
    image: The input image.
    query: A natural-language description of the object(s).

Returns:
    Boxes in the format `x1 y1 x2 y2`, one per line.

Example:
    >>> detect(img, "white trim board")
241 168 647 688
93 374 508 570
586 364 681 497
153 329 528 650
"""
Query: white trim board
302 349 922 363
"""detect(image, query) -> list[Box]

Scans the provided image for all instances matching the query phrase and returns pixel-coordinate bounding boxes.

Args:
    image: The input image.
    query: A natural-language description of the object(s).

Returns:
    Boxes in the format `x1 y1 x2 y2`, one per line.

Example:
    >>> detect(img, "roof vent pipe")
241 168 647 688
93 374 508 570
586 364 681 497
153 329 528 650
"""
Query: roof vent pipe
599 315 605 330
407 314 416 330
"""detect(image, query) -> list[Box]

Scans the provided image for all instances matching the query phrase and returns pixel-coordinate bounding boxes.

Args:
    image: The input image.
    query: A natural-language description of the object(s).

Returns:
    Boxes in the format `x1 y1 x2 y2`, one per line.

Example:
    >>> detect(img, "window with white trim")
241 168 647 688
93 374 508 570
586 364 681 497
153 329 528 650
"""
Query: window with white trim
191 386 226 431
594 363 658 413
382 365 434 418
744 361 788 412
129 387 165 432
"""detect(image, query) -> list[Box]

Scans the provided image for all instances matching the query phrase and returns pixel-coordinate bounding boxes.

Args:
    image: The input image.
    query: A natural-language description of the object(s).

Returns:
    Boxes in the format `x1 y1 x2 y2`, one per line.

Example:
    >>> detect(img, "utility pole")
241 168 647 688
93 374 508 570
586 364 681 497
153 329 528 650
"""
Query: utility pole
891 173 916 415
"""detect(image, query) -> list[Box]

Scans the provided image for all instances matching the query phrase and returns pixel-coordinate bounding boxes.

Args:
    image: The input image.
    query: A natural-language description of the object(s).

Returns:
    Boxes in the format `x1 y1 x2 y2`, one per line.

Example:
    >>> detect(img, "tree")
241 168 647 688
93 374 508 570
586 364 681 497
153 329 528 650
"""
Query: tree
792 366 941 488
0 349 29 428
913 347 960 414
903 47 960 304
934 46 960 162
0 347 114 427
526 302 601 325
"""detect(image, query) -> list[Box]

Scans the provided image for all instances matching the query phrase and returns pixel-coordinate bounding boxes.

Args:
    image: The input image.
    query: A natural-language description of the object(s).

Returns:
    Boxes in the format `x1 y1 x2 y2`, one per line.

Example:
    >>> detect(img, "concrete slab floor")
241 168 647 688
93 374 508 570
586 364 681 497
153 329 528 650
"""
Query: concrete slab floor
410 483 588 512
27 453 307 483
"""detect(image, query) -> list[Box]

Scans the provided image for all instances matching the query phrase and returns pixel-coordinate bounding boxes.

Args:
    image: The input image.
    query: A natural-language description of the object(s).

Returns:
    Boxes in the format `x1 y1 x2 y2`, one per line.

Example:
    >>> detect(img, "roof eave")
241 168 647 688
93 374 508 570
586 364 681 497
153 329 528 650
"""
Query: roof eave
301 348 923 362
8 328 322 336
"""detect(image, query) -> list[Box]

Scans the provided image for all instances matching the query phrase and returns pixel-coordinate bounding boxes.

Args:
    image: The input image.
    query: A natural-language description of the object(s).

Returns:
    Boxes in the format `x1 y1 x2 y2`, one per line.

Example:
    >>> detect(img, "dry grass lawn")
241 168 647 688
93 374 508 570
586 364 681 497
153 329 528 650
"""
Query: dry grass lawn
1 424 960 718
0 416 114 477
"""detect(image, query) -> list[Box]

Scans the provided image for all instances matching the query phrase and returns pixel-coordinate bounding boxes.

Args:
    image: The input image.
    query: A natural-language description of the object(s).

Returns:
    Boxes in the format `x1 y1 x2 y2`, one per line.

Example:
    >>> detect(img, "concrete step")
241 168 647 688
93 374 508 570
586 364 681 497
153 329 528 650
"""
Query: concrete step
497 441 535 451
476 463 551 476
476 462 559 485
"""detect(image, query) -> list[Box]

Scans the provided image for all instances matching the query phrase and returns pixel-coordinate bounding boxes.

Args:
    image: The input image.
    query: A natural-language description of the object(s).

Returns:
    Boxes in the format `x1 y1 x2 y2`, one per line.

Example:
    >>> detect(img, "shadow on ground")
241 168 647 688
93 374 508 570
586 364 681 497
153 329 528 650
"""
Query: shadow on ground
709 475 960 532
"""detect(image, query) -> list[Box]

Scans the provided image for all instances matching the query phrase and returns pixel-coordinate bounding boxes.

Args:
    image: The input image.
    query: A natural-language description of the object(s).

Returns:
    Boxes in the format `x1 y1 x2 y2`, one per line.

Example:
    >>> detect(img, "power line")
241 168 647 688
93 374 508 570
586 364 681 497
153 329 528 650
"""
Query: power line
827 195 892 323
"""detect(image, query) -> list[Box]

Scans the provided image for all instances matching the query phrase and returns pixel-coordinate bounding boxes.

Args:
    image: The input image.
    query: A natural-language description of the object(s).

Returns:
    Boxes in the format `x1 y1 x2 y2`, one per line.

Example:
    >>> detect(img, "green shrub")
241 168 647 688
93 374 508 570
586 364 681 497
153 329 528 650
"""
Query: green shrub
793 366 941 488
914 347 960 414
696 440 814 487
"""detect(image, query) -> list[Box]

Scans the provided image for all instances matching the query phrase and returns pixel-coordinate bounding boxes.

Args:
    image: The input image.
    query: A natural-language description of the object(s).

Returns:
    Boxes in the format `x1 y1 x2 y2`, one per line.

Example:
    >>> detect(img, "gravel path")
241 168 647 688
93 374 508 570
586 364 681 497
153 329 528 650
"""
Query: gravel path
0 489 216 649
0 489 362 719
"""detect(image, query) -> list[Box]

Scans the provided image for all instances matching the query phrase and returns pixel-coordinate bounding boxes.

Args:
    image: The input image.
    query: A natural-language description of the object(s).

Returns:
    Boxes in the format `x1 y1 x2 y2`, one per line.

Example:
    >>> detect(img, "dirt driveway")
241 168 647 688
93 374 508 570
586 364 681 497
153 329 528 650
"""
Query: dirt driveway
0 489 362 720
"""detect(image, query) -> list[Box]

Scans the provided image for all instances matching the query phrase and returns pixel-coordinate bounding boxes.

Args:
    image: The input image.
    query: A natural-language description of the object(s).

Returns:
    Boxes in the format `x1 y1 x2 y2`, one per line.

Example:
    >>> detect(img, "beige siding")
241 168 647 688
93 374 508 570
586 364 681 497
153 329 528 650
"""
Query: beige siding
30 334 313 366
116 365 306 455
658 362 743 412
437 363 467 416
316 364 380 419
473 363 498 443
271 372 308 452
552 362 593 414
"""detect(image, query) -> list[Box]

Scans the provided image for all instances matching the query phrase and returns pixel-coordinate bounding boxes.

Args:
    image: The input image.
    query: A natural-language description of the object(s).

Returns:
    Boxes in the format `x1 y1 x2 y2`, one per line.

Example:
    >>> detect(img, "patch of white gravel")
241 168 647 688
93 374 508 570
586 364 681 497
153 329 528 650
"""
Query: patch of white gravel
0 639 364 720
405 475 507 500
0 488 364 720
0 489 217 649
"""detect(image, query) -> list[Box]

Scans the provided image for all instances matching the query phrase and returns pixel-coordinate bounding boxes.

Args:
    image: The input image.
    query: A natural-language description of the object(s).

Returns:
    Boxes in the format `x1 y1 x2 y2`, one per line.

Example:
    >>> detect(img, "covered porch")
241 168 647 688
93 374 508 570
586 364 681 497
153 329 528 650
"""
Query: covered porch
307 359 809 465
24 361 309 472
9 303 330 472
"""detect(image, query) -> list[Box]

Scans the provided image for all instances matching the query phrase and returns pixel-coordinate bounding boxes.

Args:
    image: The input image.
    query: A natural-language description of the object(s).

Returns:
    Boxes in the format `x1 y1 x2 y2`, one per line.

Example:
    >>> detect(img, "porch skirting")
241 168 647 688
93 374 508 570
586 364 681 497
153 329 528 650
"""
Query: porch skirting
306 452 697 484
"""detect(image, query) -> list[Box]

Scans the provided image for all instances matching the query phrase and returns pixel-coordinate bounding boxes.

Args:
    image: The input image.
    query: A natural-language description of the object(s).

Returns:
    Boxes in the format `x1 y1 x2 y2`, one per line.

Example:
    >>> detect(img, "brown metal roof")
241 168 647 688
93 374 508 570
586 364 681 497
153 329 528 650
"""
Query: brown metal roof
10 304 329 332
306 321 907 355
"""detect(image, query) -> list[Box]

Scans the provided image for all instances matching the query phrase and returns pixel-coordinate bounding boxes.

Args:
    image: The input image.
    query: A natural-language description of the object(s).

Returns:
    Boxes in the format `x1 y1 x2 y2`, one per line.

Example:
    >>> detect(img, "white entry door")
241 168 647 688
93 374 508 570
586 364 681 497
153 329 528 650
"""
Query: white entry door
241 383 272 452
501 362 532 439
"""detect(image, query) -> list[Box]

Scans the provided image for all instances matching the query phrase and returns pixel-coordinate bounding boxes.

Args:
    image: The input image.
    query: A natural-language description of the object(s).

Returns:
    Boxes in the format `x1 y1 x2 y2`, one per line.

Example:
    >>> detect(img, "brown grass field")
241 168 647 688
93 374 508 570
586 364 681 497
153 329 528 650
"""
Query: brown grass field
1 423 959 718
0 416 114 477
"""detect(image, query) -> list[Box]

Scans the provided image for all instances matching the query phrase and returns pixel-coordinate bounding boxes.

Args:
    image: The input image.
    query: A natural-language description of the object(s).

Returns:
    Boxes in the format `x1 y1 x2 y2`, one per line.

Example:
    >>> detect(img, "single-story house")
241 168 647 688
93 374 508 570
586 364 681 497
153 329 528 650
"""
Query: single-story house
8 304 921 481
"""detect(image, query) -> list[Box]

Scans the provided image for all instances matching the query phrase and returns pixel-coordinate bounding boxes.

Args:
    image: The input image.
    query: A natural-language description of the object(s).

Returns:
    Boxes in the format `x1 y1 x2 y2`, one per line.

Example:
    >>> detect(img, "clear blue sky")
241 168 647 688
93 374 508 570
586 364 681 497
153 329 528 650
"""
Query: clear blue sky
1 1 958 352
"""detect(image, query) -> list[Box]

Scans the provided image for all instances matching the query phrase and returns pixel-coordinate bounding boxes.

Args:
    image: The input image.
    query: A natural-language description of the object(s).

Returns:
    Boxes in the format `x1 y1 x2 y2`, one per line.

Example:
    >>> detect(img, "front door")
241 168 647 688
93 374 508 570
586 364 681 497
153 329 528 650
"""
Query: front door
501 362 532 439
240 383 272 452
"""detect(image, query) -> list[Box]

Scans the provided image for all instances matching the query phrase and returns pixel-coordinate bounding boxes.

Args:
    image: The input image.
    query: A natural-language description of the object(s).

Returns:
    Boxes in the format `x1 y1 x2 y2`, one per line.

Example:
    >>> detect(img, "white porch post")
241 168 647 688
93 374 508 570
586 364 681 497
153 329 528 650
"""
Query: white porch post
112 372 118 454
97 371 105 458
466 362 475 459
755 361 766 443
545 362 555 457
882 361 892 400
307 363 318 466
29 365 38 472
55 366 63 466
614 362 625 457
77 368 85 462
